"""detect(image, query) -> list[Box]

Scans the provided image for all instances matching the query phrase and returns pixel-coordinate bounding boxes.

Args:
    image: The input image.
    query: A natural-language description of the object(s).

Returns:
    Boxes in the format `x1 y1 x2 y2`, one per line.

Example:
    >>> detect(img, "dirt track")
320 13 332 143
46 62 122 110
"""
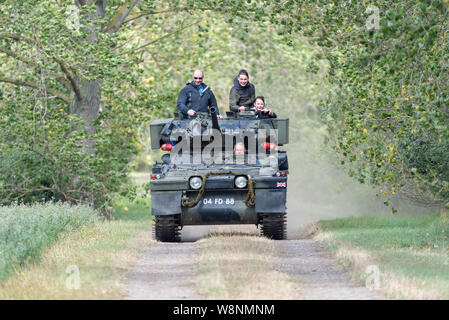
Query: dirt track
275 239 383 300
125 232 384 300
126 242 200 300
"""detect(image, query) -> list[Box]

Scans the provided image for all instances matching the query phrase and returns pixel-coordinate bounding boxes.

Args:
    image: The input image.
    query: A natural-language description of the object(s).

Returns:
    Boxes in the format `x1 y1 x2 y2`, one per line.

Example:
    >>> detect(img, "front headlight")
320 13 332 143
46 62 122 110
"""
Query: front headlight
189 176 203 190
235 176 248 189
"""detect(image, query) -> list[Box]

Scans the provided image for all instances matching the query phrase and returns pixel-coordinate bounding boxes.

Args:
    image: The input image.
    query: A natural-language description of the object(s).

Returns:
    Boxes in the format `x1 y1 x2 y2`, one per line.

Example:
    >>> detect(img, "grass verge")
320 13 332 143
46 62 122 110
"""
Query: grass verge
196 227 301 299
0 203 97 280
0 197 153 299
311 214 449 299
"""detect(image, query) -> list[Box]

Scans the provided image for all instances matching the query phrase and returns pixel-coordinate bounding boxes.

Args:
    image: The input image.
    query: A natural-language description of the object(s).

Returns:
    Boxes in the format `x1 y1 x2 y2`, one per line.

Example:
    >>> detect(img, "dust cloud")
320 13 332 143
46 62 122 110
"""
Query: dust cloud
284 123 437 239
181 124 432 241
253 64 437 239
178 128 436 241
181 225 259 242
175 58 437 242
180 117 436 242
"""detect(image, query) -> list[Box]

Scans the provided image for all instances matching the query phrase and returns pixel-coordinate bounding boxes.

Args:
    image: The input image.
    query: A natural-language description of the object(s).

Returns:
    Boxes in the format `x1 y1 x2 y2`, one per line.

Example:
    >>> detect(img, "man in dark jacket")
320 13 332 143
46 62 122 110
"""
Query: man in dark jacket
177 69 221 119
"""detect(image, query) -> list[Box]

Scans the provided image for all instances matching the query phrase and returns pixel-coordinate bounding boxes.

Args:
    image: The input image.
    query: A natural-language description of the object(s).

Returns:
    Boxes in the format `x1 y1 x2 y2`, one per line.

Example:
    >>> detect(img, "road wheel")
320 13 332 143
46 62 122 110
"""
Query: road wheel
154 214 181 242
259 212 286 240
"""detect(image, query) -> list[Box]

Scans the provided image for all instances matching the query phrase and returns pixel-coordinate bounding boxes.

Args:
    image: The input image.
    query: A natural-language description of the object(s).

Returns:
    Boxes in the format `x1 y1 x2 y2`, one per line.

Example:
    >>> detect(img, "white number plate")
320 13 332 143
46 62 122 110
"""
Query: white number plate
202 198 235 205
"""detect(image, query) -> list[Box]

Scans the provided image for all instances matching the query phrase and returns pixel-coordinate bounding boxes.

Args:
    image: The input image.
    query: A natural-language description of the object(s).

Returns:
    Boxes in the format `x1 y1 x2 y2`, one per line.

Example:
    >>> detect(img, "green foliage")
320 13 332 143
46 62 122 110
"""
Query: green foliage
0 202 98 280
400 134 449 201
0 0 152 208
279 0 449 205
0 0 287 209
3 0 446 209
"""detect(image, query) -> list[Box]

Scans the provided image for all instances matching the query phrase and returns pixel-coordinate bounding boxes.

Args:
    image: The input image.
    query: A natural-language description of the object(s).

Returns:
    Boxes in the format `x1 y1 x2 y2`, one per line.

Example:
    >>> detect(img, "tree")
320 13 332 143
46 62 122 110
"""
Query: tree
281 0 449 208
0 0 278 209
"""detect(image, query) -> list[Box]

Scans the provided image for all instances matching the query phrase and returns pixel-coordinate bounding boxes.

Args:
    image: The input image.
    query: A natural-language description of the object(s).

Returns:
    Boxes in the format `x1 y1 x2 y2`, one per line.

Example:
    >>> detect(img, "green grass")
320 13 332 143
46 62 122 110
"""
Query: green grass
0 196 153 299
113 196 152 222
0 202 98 280
318 215 449 249
315 215 449 299
0 170 154 298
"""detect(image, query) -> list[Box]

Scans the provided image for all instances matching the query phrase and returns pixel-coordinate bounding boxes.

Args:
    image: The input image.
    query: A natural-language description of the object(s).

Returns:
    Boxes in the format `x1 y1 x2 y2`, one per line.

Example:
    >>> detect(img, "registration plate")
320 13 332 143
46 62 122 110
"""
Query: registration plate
202 197 235 205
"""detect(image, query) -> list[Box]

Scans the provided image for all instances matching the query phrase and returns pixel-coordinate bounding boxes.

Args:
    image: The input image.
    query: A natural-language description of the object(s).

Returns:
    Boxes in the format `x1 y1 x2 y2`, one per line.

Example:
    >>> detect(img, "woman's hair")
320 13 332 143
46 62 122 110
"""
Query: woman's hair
237 69 249 78
254 96 265 103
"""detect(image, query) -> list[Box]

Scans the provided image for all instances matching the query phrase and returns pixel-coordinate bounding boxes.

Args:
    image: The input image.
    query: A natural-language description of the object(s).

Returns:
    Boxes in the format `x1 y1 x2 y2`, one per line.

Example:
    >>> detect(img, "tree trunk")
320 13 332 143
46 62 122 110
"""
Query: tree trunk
70 1 106 203
73 0 106 155
72 80 100 155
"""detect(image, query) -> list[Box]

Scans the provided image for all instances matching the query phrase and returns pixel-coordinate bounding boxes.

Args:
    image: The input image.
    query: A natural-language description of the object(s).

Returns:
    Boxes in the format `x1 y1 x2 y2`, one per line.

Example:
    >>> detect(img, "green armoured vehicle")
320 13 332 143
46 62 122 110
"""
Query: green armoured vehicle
149 108 289 242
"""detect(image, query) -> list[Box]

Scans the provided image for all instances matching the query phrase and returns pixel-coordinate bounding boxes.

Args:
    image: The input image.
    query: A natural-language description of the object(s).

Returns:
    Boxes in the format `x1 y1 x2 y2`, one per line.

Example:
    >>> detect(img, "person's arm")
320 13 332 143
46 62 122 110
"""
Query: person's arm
229 88 240 112
177 87 189 117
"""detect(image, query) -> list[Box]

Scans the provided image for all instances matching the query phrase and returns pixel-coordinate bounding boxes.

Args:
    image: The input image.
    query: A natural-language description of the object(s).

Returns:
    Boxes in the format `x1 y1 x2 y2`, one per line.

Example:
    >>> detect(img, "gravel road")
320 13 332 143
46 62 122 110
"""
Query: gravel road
126 231 384 300
275 239 384 300
126 242 200 300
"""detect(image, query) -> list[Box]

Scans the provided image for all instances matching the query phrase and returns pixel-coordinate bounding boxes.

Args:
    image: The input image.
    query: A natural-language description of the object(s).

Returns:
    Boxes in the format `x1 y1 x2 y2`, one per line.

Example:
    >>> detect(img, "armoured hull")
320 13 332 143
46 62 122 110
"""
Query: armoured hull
149 110 289 242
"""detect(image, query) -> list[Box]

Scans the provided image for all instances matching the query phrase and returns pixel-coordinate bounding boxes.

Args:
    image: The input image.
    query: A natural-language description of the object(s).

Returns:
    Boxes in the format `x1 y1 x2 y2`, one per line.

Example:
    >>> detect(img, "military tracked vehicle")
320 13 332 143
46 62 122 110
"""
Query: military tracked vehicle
149 107 289 242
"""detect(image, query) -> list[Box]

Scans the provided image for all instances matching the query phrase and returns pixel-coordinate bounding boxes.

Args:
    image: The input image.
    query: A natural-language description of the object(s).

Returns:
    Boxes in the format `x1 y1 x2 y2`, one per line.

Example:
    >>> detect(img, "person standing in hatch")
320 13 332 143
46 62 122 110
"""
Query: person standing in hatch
253 96 277 119
229 69 256 113
177 69 222 119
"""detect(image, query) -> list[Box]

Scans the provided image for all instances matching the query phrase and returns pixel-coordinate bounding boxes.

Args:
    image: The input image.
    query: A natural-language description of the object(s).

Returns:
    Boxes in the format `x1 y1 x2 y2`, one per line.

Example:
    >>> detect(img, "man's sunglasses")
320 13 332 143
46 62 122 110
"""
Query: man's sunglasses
194 77 203 80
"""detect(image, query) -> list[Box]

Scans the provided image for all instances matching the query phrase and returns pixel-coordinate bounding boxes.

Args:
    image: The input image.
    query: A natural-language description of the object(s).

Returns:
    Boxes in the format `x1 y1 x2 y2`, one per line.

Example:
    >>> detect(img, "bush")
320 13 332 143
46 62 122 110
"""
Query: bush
400 134 449 201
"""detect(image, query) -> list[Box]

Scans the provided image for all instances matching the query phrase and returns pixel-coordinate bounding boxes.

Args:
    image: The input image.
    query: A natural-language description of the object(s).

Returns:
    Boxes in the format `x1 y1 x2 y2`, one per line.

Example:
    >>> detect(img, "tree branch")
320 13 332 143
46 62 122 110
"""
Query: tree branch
105 0 140 34
121 21 200 55
0 77 71 104
0 33 21 41
56 60 82 101
0 33 81 98
123 5 259 25
75 0 87 6
0 47 69 86
123 7 192 24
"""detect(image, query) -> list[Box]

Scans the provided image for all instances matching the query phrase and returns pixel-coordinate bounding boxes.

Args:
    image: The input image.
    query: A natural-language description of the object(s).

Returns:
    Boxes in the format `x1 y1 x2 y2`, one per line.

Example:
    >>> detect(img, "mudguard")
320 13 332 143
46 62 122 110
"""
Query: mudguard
151 191 182 215
255 189 286 213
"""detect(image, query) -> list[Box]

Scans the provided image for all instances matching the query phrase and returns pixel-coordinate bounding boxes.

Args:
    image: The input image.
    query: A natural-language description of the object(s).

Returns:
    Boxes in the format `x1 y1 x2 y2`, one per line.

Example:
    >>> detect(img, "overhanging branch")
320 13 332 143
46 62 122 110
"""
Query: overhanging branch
0 47 69 86
56 60 82 101
0 77 71 104
105 0 140 34
123 7 192 24
121 21 200 55
0 33 81 98
0 33 21 41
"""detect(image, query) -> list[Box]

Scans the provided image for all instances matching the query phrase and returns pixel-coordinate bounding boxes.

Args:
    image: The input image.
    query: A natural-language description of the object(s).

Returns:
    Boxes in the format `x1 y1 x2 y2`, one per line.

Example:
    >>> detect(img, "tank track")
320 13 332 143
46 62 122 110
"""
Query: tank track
153 214 181 242
259 212 287 240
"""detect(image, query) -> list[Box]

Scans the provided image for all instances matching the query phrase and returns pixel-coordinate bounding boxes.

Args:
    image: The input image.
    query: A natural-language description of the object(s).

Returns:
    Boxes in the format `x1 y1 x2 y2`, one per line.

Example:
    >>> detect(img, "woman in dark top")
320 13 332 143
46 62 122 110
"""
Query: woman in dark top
229 69 256 112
